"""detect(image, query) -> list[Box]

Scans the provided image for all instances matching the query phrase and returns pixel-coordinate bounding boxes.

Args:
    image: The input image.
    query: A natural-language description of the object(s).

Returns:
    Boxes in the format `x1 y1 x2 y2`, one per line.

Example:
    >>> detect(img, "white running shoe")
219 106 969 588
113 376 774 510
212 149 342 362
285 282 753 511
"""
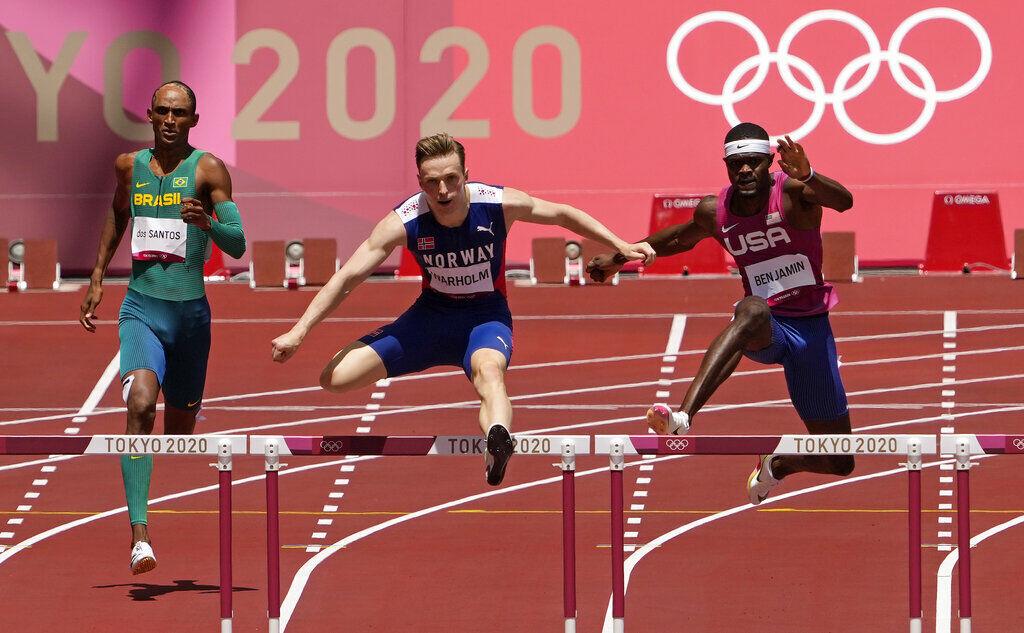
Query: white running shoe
130 541 157 575
646 404 690 435
747 455 780 505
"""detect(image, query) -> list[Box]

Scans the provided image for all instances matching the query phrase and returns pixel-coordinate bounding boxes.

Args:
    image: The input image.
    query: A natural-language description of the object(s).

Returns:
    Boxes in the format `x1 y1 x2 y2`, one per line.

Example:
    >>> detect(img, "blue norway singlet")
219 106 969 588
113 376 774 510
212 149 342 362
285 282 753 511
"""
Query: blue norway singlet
394 182 508 298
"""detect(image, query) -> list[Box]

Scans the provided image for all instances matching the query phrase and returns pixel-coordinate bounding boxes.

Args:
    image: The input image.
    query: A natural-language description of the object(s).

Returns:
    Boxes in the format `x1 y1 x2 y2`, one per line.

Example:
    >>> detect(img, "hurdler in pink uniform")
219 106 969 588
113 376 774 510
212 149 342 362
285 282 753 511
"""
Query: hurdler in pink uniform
588 122 855 505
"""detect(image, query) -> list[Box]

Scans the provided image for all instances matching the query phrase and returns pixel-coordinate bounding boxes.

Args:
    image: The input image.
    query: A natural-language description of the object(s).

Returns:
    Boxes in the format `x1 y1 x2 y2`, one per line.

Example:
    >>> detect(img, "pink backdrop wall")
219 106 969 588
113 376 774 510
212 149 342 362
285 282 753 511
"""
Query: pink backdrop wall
1 1 1019 273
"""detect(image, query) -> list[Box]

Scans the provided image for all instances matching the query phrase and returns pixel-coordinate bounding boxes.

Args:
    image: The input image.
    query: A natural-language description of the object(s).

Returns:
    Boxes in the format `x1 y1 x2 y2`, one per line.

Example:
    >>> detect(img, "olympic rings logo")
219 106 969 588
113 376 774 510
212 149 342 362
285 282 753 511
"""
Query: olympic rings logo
665 438 690 451
666 8 991 145
1012 438 1024 451
320 440 345 453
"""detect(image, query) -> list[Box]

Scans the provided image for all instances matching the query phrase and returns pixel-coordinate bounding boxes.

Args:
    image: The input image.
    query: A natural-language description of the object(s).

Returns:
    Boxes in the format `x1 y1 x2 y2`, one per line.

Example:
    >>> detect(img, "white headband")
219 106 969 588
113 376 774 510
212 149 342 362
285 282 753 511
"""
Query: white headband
724 139 773 158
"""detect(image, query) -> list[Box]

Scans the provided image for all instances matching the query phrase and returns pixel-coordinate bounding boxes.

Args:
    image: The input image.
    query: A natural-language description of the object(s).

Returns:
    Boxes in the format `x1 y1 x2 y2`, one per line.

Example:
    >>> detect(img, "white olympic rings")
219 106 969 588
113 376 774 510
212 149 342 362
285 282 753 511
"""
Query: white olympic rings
320 440 345 453
665 438 690 451
666 8 991 144
1012 438 1024 451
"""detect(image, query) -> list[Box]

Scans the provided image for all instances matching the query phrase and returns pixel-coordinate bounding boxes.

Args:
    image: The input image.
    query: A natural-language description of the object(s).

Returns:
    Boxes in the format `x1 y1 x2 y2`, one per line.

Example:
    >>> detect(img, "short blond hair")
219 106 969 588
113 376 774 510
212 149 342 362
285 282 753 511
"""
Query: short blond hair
415 133 466 170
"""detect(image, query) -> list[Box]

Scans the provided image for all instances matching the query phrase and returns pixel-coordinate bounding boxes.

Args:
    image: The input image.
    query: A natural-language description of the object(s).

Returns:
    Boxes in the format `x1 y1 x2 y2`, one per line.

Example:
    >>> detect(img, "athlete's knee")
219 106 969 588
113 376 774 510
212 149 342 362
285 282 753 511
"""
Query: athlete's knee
125 392 157 432
319 364 347 393
829 455 856 477
472 359 506 392
733 297 771 338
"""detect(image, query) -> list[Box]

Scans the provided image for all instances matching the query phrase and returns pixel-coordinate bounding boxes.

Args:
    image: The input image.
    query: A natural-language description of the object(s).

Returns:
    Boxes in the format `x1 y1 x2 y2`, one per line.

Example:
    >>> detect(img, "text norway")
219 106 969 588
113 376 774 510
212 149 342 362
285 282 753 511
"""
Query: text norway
724 227 790 256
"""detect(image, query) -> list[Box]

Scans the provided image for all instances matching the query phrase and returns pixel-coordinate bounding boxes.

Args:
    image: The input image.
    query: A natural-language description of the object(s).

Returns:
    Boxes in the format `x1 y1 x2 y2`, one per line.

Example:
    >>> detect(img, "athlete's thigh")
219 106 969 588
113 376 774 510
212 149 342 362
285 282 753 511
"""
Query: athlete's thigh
322 341 389 391
464 321 513 378
356 299 463 378
163 296 211 411
118 293 168 385
781 315 848 422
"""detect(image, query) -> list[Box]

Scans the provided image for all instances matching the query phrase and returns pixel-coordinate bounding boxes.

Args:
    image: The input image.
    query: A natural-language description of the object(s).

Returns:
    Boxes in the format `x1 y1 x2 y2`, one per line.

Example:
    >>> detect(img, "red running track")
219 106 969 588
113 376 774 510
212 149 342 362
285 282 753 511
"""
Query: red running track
1 276 1023 632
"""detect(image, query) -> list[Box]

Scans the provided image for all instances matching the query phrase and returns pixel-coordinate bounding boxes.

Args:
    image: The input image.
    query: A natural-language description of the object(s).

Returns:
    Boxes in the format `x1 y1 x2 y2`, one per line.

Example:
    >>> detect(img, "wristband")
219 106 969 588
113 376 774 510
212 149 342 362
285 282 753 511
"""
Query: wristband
798 167 815 183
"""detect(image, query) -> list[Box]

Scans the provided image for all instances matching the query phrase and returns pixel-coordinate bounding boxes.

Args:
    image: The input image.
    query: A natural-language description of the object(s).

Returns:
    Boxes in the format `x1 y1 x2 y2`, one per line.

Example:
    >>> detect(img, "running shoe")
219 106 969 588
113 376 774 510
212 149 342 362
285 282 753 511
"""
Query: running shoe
130 540 157 575
646 404 691 435
485 424 515 486
746 455 780 505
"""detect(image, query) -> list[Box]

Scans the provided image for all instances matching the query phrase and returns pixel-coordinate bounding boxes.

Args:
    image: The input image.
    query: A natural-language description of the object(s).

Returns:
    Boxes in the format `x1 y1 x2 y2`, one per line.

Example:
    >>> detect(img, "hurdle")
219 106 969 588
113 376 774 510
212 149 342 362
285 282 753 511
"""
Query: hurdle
939 434 1024 633
0 434 245 632
250 434 589 633
596 434 937 633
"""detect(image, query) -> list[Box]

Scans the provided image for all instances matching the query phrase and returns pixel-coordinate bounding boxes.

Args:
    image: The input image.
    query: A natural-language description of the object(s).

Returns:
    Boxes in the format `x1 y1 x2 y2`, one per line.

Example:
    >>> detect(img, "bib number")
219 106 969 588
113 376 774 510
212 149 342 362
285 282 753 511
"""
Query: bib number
131 216 187 262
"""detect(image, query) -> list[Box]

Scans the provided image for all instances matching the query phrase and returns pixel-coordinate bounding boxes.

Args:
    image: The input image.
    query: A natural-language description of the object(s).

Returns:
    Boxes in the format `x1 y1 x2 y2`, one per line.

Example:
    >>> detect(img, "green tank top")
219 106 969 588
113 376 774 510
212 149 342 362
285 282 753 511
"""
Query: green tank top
128 148 210 301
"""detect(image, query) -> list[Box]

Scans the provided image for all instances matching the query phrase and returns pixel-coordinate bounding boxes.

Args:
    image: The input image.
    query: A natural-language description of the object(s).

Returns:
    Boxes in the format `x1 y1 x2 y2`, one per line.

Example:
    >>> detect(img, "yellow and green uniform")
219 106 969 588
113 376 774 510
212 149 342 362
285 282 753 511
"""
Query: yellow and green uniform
117 147 245 526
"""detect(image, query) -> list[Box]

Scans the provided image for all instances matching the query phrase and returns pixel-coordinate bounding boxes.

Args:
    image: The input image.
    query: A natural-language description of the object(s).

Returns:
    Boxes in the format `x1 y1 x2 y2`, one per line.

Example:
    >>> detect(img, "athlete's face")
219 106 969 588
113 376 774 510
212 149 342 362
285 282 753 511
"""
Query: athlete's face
724 152 772 198
148 87 198 148
417 153 468 213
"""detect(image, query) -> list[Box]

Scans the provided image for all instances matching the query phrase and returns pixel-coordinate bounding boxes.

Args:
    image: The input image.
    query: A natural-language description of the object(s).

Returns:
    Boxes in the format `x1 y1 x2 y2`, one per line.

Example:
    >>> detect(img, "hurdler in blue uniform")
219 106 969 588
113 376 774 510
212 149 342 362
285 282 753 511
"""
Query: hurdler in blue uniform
271 133 655 485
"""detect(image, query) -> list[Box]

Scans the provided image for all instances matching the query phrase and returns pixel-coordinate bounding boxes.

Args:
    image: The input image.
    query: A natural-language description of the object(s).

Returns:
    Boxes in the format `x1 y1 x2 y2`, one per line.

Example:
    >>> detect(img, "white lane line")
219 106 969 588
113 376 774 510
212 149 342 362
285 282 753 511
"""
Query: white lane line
277 454 686 630
71 353 120 423
935 510 1024 633
600 458 959 632
943 311 957 338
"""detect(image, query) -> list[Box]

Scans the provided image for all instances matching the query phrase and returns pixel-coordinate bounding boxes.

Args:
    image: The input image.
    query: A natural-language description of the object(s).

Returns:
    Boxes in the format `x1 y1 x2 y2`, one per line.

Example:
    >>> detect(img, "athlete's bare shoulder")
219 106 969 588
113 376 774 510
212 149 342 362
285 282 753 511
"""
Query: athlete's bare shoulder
693 195 718 232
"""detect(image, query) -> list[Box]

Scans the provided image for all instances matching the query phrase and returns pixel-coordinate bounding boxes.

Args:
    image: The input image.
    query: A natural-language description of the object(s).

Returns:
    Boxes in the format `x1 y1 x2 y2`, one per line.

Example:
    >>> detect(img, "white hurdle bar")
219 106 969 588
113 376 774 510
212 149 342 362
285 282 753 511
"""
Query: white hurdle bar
595 434 937 633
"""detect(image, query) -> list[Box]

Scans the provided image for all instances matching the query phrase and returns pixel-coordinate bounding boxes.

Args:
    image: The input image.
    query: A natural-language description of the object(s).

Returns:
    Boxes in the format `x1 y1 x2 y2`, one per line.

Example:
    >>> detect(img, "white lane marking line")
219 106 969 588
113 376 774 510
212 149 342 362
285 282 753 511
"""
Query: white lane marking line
938 531 952 538
600 458 961 632
943 342 957 350
942 354 956 361
360 415 376 422
0 456 377 566
23 492 39 499
662 356 677 363
328 492 345 499
938 545 952 552
370 393 386 400
340 466 355 473
656 391 671 398
69 352 120 424
63 428 80 435
318 519 333 526
31 480 47 486
627 518 642 525
631 504 645 511
938 517 953 524
940 427 955 433
939 503 953 510
665 315 687 356
311 532 327 539
941 390 956 397
660 367 673 374
0 533 14 539
657 379 671 387
40 466 56 473
375 379 391 388
632 491 648 498
943 311 957 338
334 479 349 486
625 531 639 538
942 378 956 384
71 417 86 423
639 465 654 472
935 511 1024 633
365 404 381 411
636 478 652 485
356 427 371 434
941 402 954 409
6 519 23 525
939 490 953 497
939 477 953 483
305 546 321 553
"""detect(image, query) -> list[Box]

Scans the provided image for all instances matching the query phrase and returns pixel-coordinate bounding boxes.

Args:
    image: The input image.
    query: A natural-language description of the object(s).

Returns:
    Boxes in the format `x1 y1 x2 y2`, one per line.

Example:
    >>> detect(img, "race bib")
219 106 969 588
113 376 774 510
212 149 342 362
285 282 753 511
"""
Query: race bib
427 261 494 294
744 254 816 300
131 216 187 262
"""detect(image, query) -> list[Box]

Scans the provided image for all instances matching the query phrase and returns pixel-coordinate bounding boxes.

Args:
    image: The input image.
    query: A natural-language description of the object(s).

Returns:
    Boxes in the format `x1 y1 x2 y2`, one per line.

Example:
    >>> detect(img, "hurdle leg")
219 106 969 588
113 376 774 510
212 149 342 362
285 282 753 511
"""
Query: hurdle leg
211 440 234 633
955 438 973 633
265 441 283 633
609 439 626 633
905 439 923 633
560 441 577 633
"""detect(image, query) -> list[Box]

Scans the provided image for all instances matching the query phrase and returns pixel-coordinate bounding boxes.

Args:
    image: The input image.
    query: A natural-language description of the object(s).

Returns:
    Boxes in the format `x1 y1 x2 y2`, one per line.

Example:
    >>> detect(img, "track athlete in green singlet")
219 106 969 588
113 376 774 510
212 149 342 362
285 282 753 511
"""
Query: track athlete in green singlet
79 82 246 574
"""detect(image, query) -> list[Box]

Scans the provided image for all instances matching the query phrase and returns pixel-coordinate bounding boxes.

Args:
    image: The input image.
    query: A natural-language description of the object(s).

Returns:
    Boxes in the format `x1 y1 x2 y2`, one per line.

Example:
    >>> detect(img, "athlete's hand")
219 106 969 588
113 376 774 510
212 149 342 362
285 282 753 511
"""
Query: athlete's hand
586 254 624 283
79 281 103 332
180 197 212 231
776 136 812 181
618 241 656 266
271 330 303 363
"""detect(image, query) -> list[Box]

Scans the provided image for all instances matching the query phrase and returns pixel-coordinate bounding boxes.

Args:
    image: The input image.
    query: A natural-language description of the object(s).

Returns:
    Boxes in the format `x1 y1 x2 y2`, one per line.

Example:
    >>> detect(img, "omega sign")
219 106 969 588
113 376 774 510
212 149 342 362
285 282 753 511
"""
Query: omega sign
943 194 991 205
663 198 701 209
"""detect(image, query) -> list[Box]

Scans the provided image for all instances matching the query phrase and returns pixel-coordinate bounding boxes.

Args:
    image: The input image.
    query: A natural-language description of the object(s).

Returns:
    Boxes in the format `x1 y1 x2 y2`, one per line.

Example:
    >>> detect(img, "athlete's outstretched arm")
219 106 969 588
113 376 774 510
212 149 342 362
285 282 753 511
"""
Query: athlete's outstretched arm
80 153 133 332
183 154 247 258
586 199 716 283
502 187 655 263
271 213 406 363
777 136 853 212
